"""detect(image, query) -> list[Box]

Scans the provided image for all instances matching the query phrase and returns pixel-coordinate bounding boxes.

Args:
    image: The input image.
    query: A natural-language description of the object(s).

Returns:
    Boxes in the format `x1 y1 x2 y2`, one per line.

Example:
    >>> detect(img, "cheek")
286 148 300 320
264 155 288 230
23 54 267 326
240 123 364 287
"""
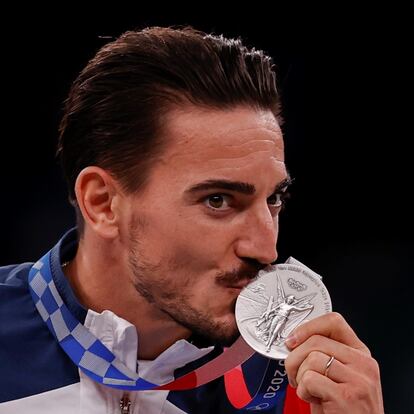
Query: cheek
140 206 237 275
158 216 230 263
190 277 238 316
162 237 226 298
166 238 216 275
178 213 240 258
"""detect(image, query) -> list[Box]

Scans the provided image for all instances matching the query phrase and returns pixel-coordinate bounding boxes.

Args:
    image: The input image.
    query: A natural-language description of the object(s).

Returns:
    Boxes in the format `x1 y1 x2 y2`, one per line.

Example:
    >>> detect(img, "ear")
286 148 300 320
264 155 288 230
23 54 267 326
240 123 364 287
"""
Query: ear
74 166 122 239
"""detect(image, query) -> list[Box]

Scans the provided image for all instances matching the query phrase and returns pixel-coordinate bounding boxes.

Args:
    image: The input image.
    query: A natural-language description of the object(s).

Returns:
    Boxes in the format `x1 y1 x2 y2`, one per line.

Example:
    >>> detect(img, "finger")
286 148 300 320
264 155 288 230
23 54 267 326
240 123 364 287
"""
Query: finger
285 335 371 387
295 350 355 386
285 312 370 354
311 405 324 414
295 370 339 403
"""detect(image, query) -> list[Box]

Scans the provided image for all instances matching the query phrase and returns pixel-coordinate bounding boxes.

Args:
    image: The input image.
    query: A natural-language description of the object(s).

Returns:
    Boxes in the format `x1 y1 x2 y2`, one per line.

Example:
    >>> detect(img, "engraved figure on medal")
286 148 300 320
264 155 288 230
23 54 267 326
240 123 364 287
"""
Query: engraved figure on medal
235 263 332 359
255 275 316 351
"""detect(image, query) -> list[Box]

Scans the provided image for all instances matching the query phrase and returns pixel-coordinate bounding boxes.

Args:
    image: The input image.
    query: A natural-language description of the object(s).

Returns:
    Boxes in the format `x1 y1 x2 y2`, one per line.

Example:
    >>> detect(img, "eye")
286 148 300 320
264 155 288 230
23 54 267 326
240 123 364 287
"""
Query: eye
267 191 290 214
267 192 283 208
204 194 232 210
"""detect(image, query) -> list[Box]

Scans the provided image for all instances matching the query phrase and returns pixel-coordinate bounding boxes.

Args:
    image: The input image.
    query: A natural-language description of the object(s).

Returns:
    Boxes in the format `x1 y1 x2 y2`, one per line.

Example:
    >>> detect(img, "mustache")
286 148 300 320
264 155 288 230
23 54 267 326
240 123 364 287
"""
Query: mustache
215 260 266 286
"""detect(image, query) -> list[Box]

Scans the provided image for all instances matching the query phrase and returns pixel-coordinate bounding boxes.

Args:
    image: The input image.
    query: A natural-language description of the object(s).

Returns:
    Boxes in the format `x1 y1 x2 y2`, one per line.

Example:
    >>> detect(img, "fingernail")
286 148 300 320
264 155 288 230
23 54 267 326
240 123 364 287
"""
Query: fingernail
288 377 297 388
285 334 297 349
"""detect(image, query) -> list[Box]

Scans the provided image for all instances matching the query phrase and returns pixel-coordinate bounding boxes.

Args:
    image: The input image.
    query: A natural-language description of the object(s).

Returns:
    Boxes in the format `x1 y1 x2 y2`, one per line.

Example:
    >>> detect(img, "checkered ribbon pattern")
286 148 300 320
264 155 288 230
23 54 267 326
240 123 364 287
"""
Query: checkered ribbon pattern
28 250 288 411
29 252 155 391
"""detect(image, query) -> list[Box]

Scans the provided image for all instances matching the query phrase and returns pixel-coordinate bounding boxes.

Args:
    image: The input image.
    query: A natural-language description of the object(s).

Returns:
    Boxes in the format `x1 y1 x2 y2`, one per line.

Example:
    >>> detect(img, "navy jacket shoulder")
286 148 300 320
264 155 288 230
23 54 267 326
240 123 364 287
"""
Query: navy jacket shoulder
0 262 81 402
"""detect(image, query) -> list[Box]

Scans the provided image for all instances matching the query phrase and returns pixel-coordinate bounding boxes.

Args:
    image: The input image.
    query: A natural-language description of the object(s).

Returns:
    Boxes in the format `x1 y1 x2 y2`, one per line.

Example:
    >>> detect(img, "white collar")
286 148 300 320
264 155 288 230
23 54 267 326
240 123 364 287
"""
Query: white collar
84 309 214 384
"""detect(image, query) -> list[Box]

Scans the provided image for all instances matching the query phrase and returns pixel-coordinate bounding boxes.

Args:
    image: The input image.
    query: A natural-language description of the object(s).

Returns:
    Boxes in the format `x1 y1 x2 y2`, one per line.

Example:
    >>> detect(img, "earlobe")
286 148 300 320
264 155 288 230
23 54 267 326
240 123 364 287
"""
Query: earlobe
74 166 120 238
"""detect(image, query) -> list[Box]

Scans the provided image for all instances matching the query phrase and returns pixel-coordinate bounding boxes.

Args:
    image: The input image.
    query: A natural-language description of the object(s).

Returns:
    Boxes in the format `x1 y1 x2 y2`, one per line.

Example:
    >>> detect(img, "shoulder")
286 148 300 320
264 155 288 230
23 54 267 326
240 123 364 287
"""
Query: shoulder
0 262 32 287
0 262 80 403
0 262 34 327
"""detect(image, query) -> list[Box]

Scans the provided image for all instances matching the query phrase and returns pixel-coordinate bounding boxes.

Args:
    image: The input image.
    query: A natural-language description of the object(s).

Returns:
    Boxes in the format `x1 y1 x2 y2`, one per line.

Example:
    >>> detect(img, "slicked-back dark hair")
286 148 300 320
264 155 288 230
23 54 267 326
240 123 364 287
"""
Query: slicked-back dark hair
57 26 281 228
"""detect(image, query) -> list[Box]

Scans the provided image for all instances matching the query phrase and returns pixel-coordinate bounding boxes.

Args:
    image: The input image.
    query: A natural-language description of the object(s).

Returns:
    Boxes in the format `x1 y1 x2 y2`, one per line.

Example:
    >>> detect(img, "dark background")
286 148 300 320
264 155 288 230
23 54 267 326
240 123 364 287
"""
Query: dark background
1 3 412 413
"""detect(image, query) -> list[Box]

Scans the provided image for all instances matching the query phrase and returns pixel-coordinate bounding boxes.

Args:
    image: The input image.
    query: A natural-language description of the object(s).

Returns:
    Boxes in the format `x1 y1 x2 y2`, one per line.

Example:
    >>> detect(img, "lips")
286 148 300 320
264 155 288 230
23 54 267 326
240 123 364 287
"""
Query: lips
226 279 252 290
216 264 264 290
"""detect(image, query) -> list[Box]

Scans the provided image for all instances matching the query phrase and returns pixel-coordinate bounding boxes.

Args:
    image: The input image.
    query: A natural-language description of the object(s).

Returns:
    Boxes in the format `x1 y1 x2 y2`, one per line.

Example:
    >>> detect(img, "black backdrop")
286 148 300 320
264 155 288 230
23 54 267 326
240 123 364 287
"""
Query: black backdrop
1 4 412 413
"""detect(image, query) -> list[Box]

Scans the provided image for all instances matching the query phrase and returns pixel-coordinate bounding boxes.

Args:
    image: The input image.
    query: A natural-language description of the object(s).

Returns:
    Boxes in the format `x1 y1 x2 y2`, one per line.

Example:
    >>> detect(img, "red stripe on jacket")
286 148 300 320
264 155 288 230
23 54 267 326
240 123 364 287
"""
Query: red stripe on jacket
283 385 310 414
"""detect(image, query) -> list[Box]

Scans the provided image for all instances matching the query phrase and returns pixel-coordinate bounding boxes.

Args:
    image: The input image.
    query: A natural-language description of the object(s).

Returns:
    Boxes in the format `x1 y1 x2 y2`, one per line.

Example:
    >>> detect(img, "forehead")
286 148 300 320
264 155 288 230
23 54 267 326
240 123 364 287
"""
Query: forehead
142 105 287 195
159 106 284 168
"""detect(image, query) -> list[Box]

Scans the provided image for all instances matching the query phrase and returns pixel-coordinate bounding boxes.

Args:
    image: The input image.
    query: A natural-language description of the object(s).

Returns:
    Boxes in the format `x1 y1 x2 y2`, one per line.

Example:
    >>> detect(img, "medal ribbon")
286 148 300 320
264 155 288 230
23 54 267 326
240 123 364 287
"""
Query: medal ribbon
28 251 288 410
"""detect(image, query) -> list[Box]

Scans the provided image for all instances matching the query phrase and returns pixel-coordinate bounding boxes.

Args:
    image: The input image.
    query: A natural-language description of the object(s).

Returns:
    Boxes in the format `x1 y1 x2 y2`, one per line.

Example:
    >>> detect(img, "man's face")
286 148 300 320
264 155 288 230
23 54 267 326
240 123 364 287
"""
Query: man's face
124 106 287 345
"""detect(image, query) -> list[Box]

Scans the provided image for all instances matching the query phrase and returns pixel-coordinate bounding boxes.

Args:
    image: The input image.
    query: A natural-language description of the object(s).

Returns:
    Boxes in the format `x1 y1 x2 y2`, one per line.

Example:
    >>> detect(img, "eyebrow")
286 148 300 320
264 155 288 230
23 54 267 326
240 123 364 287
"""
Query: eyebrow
185 175 293 196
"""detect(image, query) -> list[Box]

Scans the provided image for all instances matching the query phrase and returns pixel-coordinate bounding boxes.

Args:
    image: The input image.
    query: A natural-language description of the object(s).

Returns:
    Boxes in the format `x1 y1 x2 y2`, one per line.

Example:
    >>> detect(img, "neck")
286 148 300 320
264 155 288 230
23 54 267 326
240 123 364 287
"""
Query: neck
64 236 191 360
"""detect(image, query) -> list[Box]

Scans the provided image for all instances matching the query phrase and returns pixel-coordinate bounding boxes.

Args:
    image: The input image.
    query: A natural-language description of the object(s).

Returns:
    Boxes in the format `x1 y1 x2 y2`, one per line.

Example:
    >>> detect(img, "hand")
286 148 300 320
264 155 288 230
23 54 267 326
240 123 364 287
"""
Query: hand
284 312 384 414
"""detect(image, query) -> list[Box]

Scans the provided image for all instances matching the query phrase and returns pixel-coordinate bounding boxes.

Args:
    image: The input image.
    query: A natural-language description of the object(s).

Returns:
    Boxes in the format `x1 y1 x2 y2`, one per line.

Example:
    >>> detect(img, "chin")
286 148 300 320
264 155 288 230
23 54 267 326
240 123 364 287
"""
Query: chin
192 312 240 347
161 294 240 347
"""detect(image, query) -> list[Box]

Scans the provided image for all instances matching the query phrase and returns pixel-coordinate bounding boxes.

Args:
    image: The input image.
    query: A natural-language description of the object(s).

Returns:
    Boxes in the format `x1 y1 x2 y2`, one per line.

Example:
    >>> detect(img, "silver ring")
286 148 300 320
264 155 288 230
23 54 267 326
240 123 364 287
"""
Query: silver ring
324 355 335 377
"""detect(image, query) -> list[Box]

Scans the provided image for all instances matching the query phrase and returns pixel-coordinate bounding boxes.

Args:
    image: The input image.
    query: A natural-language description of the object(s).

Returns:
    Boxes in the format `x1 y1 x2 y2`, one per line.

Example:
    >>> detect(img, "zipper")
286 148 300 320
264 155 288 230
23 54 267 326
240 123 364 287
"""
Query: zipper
120 393 131 414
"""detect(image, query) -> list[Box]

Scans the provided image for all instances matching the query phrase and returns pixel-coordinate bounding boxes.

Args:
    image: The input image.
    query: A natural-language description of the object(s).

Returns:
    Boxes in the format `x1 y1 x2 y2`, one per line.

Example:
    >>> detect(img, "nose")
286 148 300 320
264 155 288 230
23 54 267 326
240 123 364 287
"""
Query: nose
234 204 279 265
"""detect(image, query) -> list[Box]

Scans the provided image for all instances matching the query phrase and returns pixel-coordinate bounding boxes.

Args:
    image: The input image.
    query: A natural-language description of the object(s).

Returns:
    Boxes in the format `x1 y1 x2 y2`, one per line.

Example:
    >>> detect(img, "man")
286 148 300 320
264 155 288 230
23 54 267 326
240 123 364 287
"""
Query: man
0 27 383 413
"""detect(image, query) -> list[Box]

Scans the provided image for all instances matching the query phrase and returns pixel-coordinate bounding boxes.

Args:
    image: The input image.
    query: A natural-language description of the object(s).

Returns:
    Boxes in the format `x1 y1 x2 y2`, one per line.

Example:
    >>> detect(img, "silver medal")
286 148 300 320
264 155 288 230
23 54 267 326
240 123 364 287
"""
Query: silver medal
235 260 332 359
